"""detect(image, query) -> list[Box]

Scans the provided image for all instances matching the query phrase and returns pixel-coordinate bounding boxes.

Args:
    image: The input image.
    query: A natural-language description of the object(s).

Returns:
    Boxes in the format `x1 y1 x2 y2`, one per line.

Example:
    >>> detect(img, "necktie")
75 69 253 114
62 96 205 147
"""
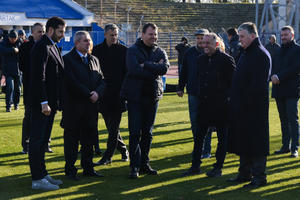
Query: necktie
82 56 88 65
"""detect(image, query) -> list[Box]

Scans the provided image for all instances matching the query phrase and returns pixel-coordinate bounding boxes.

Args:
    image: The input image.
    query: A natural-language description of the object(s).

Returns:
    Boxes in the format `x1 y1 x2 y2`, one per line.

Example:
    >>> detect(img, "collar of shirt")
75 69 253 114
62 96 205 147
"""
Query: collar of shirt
76 49 88 58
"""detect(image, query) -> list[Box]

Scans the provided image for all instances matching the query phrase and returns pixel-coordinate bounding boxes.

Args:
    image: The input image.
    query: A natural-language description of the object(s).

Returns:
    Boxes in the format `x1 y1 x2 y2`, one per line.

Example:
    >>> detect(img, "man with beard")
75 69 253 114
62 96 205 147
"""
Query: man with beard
228 22 271 188
121 23 169 179
271 26 300 158
29 17 65 190
93 24 129 166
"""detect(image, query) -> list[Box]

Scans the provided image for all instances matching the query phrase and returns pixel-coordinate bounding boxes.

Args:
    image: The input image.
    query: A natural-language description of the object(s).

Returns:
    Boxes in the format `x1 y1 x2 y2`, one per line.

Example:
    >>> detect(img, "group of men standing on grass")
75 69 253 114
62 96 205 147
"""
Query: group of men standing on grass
177 22 300 188
11 15 300 191
21 17 168 190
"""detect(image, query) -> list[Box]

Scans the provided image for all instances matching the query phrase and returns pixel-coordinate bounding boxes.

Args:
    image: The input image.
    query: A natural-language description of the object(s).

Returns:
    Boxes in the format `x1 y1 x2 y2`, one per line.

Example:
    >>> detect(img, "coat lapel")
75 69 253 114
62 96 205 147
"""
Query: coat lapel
49 45 64 68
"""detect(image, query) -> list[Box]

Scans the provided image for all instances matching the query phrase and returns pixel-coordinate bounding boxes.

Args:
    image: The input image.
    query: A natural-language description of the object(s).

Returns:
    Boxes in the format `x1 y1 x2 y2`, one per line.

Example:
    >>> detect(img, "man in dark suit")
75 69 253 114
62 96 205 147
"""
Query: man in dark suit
62 31 106 180
92 24 129 166
29 17 65 191
121 23 169 179
271 26 300 157
18 23 52 154
182 33 235 177
228 22 271 188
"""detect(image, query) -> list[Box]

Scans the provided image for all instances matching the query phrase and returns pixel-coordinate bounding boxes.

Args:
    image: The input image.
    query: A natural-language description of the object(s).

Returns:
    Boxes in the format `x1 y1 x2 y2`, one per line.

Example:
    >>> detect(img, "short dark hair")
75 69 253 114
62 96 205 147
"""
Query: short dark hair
281 26 294 34
104 23 118 34
142 23 157 34
238 22 258 36
46 16 65 33
227 28 237 36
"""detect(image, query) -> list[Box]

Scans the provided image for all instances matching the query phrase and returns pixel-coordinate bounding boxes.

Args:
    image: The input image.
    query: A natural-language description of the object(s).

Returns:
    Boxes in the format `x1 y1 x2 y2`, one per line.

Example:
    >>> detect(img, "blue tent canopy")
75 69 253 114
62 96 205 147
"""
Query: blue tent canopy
0 0 83 19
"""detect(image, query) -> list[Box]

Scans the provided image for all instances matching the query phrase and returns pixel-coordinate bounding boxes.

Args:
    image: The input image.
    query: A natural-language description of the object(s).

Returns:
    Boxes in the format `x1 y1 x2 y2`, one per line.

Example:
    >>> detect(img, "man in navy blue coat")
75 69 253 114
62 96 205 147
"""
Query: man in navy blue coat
121 23 169 179
228 22 271 188
271 26 300 157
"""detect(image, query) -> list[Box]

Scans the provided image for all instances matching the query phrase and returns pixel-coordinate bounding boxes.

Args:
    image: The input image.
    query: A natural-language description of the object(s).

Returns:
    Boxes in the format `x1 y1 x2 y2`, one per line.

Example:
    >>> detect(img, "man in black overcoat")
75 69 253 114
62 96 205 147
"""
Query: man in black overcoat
62 31 106 180
182 33 235 177
92 24 129 166
271 26 300 157
18 23 53 154
228 22 271 188
29 17 65 190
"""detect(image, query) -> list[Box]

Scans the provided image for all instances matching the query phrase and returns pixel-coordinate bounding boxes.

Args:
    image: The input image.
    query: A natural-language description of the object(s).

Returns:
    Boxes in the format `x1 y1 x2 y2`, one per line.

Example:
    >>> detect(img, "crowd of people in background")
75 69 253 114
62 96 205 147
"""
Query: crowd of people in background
0 16 299 192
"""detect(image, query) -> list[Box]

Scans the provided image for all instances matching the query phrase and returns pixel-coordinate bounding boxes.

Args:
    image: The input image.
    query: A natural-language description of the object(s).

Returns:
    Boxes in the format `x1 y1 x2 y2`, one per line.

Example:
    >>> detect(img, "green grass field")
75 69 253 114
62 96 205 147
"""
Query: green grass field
0 79 300 200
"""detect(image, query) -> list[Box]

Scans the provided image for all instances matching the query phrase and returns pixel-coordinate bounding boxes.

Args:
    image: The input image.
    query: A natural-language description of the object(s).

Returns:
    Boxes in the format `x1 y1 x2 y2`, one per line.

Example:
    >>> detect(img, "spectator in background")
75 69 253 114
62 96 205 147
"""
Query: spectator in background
18 23 48 154
0 30 22 112
175 36 191 74
226 27 242 63
18 29 28 43
93 23 129 166
265 34 280 61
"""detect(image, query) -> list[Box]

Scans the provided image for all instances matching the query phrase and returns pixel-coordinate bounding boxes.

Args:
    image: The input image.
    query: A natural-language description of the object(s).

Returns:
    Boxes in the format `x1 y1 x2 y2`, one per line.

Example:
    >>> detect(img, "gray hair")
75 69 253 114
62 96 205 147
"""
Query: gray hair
238 22 258 36
104 23 118 34
203 32 218 43
73 31 90 43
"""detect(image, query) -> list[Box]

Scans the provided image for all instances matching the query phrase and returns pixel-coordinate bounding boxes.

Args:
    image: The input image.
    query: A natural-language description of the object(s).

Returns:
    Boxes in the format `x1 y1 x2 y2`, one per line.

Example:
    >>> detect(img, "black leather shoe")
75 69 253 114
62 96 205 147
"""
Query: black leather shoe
227 176 251 183
129 168 139 179
243 180 267 188
274 149 290 154
140 165 158 175
65 174 79 181
181 167 201 177
83 171 104 177
94 158 112 166
206 167 222 177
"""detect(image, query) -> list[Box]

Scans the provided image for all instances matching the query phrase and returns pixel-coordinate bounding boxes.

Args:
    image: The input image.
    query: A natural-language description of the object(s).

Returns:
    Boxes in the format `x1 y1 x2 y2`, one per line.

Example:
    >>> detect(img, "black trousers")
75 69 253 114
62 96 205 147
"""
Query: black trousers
22 105 51 151
102 111 127 160
192 125 228 169
28 109 55 180
127 99 158 169
238 155 267 183
64 127 95 176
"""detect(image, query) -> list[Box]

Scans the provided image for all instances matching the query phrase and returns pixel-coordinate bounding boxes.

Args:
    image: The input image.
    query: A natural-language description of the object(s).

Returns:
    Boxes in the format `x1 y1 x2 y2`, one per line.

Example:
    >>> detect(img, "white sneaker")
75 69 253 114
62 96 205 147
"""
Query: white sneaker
44 175 63 185
32 178 59 190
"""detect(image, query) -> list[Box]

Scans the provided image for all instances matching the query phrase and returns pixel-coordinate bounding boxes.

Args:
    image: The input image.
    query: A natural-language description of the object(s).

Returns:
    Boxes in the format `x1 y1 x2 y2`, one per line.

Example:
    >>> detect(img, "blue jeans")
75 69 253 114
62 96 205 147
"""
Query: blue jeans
5 75 21 109
275 98 299 152
188 95 212 156
127 99 158 169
